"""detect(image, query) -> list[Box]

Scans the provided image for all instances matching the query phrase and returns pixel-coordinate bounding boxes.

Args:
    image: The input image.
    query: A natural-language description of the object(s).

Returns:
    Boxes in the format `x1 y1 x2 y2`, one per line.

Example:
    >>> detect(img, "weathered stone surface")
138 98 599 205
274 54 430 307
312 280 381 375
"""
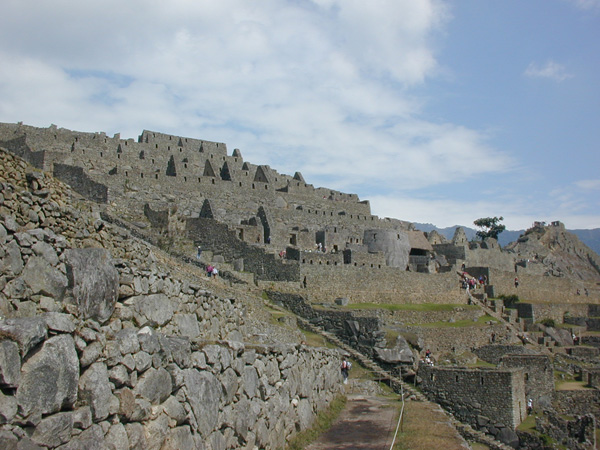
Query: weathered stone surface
64 248 119 324
2 240 23 276
54 423 106 450
115 328 140 355
104 422 128 450
131 293 174 327
16 334 79 417
31 411 74 447
78 362 114 421
125 422 147 450
134 367 172 405
183 369 221 437
21 256 68 299
0 390 17 424
243 366 260 399
42 312 76 333
0 339 20 387
374 336 415 364
174 313 201 339
0 318 47 357
161 425 196 450
31 241 60 266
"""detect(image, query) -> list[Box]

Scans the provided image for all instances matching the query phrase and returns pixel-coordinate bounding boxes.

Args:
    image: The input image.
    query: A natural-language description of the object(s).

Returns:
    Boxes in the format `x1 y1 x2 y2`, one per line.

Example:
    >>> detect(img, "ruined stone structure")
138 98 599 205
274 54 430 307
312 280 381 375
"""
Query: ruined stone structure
418 364 526 445
0 148 343 449
2 122 600 449
1 122 598 307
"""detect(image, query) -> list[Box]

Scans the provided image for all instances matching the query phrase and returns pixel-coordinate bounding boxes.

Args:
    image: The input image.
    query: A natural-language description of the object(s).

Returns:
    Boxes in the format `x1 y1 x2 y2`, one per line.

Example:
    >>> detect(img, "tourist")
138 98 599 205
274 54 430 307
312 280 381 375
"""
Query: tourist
527 398 533 415
207 265 213 277
196 245 202 260
340 359 351 384
212 266 219 279
514 277 519 288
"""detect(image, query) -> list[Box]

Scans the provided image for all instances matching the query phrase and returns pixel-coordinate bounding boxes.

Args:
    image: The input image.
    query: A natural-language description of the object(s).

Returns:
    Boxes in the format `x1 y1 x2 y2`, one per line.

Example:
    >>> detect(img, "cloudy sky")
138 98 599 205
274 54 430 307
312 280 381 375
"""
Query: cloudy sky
1 0 598 230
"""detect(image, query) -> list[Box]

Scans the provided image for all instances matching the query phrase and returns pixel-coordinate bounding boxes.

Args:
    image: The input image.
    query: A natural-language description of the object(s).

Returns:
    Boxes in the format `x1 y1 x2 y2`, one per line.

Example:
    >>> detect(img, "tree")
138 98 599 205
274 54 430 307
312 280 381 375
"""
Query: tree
474 216 506 240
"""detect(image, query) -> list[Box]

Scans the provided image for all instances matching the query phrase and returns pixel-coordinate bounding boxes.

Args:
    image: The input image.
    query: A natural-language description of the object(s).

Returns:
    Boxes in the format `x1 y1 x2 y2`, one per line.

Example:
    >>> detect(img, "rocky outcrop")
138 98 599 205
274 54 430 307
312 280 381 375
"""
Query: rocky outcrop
0 147 343 448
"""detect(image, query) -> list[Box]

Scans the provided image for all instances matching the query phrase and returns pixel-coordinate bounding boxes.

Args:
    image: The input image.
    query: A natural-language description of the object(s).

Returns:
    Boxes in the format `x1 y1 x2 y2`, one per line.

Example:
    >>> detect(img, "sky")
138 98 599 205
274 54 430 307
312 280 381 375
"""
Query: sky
0 0 599 231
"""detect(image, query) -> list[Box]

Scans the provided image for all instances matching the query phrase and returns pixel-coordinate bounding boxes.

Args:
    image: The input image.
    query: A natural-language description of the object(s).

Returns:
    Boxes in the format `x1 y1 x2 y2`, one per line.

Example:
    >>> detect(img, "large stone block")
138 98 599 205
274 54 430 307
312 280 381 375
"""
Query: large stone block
21 256 68 300
16 334 79 417
183 369 221 437
64 248 119 324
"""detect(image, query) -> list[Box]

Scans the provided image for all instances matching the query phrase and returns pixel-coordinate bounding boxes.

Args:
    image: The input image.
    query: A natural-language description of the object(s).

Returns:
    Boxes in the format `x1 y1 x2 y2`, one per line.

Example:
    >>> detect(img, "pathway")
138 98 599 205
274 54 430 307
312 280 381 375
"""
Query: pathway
305 394 400 450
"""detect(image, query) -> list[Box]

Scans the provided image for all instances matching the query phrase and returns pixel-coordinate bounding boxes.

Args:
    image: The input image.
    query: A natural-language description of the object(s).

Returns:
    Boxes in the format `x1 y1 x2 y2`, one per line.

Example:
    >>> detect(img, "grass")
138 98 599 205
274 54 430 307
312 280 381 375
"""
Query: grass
285 395 347 450
467 359 497 368
392 401 472 450
412 314 499 328
344 303 478 312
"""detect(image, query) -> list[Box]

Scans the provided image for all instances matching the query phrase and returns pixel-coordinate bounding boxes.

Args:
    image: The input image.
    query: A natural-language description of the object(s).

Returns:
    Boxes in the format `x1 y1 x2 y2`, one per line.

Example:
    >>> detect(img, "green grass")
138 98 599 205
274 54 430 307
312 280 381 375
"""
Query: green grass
467 359 497 368
286 395 347 450
411 314 499 328
344 303 478 312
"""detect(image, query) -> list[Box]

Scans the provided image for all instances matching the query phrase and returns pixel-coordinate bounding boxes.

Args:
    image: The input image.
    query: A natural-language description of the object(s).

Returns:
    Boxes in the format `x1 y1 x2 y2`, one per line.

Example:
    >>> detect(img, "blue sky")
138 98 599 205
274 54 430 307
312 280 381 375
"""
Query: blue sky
0 0 598 230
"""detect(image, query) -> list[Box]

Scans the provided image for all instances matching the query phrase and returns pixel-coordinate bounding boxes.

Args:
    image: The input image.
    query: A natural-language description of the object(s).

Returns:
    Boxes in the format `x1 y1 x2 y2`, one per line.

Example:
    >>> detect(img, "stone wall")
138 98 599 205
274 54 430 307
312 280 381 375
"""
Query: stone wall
490 270 584 305
186 217 301 282
499 354 554 408
0 147 343 449
473 345 538 366
553 390 600 418
299 265 465 304
418 365 526 437
264 291 385 359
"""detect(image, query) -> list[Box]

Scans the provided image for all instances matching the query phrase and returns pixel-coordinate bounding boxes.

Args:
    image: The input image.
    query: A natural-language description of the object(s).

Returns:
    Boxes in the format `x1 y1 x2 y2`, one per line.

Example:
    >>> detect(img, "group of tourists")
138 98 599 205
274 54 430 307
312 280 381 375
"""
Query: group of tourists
206 265 218 279
459 272 487 290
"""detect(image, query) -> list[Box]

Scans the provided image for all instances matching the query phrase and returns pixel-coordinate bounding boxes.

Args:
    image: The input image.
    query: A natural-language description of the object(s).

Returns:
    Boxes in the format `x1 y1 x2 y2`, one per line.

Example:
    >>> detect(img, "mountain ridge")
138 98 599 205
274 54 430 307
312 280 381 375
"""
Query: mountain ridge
413 222 600 256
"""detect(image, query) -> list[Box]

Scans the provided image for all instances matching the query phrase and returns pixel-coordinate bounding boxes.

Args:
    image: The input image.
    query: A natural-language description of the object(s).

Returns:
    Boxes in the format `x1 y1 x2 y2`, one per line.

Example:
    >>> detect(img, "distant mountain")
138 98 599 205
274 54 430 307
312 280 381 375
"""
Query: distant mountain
412 223 600 257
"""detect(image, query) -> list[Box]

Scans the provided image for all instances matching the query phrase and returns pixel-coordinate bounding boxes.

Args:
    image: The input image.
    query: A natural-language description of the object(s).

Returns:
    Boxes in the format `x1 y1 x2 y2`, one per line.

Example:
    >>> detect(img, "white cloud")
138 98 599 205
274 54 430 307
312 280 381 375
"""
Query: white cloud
7 1 591 230
575 179 600 190
563 0 600 11
524 60 573 82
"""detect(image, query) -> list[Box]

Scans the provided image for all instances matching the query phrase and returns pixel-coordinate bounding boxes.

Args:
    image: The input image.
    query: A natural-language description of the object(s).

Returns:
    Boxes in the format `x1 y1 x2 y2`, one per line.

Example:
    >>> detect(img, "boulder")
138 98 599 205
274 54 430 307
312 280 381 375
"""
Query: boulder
21 256 68 300
64 248 119 324
78 362 114 421
0 340 21 388
0 316 47 356
16 334 79 417
374 335 415 364
183 369 221 437
131 293 174 327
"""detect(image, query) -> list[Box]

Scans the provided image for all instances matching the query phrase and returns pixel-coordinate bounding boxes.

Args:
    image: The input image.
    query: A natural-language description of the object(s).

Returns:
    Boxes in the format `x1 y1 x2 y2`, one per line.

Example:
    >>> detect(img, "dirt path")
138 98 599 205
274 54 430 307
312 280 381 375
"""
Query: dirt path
305 394 400 450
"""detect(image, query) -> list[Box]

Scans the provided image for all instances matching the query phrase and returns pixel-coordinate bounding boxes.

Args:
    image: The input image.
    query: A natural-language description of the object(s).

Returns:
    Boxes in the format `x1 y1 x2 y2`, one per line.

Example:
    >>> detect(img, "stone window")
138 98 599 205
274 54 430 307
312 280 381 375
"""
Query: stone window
125 171 128 177
455 375 459 382
140 173 144 178
480 377 484 385
155 174 158 179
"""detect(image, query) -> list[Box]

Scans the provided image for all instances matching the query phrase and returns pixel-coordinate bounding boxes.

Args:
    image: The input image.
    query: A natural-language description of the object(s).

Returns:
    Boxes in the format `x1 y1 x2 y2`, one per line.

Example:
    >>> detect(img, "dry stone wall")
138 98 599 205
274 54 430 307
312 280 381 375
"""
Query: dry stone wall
418 365 525 446
0 147 343 449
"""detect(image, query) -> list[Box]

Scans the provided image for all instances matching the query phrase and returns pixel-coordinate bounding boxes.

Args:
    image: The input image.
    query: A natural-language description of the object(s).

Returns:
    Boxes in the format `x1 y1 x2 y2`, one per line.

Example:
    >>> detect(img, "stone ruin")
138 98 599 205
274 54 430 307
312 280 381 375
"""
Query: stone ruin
1 122 600 449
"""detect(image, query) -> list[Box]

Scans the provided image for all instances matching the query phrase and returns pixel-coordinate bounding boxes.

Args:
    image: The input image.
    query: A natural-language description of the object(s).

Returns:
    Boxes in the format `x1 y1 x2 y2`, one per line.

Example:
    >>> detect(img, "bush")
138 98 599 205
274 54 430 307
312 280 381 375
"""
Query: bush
498 294 520 308
540 318 556 328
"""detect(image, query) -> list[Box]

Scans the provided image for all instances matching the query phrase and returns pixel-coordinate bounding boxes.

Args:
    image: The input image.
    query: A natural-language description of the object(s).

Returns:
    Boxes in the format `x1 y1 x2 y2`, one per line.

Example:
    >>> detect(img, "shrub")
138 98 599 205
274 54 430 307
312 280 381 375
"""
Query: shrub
499 294 520 308
540 318 556 328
